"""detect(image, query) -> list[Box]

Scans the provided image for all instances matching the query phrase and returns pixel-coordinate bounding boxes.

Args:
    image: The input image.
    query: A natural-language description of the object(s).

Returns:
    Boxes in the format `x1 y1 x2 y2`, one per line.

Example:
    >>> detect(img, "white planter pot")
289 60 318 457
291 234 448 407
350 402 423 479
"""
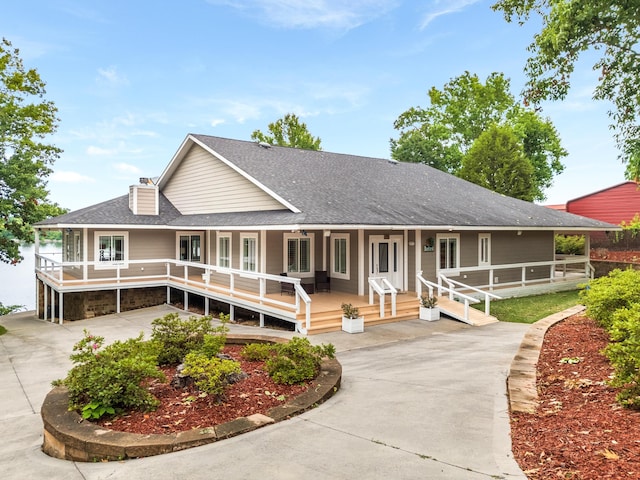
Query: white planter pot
419 306 440 321
342 315 364 333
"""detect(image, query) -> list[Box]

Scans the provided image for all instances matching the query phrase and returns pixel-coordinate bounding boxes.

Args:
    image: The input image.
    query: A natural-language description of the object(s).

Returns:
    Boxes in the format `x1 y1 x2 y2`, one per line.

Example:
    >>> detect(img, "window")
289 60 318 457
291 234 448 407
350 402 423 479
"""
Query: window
284 233 313 275
331 233 349 279
437 234 459 272
241 233 258 272
177 233 201 262
217 233 231 268
479 234 491 265
95 232 128 269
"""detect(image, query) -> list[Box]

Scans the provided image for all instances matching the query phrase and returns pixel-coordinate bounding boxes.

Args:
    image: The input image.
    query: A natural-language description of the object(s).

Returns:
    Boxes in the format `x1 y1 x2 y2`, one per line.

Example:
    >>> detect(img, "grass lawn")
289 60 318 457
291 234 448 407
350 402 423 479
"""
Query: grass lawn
0 325 7 335
473 290 582 324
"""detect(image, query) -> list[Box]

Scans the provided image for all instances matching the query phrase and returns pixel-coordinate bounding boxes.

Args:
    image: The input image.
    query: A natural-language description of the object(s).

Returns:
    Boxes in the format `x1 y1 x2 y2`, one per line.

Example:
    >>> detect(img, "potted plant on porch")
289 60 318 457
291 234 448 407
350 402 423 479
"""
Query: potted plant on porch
341 303 364 333
419 294 440 321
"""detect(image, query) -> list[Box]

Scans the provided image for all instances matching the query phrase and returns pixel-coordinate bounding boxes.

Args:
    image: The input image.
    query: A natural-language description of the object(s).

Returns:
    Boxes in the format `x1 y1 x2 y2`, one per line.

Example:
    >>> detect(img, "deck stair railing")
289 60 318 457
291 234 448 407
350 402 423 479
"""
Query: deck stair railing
368 276 397 318
438 274 501 317
417 271 501 323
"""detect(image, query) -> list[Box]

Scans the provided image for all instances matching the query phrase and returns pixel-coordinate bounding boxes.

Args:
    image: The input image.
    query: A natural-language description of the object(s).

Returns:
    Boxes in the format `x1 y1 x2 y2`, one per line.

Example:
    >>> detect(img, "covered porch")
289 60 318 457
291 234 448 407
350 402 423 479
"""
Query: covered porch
35 254 591 334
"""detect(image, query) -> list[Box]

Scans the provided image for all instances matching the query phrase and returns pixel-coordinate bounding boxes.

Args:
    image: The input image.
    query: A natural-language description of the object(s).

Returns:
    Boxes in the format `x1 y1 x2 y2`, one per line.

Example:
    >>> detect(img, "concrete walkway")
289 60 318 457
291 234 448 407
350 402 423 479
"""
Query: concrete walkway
0 305 528 479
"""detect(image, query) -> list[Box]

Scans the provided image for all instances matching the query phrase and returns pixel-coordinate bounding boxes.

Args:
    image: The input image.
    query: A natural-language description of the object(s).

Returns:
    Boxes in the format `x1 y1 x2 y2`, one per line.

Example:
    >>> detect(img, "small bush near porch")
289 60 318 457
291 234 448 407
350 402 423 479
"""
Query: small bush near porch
474 290 581 324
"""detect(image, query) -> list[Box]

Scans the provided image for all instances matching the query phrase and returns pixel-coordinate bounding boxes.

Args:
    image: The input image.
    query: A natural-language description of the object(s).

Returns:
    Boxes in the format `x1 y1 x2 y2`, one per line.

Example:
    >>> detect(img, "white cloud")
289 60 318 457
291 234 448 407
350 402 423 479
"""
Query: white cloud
113 162 143 174
419 0 481 29
51 171 96 183
210 118 226 127
86 145 116 156
206 0 399 30
97 66 129 86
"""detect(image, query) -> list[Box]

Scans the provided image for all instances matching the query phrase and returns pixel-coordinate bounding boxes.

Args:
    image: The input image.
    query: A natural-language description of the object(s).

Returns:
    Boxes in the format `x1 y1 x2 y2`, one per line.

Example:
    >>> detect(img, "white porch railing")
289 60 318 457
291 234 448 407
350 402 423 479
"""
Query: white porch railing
438 274 502 316
367 276 397 318
35 255 311 332
417 272 488 323
437 256 592 291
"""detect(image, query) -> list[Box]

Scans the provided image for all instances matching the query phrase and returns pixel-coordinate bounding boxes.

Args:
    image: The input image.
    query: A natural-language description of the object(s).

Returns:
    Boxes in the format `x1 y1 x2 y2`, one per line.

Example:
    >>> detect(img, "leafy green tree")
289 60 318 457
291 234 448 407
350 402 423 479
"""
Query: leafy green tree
391 71 565 201
492 0 640 163
0 38 65 264
251 113 322 150
459 124 537 201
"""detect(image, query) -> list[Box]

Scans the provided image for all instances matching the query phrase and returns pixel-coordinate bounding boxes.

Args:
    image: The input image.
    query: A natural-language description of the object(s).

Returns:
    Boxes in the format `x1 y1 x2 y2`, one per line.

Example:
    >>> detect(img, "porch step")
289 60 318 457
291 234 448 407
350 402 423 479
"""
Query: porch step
302 294 498 334
303 295 422 335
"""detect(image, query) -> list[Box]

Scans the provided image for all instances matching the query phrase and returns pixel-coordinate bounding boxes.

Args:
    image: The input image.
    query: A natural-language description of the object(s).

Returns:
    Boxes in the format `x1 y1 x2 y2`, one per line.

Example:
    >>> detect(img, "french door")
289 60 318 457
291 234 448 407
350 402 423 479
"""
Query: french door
370 235 404 289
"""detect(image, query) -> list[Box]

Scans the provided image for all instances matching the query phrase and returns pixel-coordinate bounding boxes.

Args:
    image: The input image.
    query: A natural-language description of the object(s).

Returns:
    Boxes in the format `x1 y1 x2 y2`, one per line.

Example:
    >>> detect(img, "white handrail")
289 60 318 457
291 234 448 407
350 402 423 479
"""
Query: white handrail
368 276 397 318
34 254 312 332
439 274 501 317
417 272 480 323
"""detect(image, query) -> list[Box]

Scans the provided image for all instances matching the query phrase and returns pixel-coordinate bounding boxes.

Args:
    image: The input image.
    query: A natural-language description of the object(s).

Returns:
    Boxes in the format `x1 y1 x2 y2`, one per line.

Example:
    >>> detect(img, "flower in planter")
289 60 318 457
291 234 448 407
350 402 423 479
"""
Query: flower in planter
341 303 360 319
420 295 438 309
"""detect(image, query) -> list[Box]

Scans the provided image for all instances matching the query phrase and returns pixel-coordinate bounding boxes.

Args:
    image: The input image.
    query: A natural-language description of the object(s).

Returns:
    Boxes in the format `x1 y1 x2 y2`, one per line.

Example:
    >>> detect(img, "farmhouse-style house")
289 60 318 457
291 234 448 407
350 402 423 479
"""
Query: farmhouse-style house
34 134 615 333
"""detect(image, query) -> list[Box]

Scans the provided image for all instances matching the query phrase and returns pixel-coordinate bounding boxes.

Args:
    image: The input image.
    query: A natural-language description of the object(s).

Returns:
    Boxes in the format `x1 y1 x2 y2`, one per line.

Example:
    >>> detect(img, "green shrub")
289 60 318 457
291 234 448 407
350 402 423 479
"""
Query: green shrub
55 330 165 419
151 313 226 364
0 325 6 336
241 342 276 361
580 269 640 329
554 234 585 255
197 332 227 358
265 337 335 385
181 352 242 396
604 305 640 408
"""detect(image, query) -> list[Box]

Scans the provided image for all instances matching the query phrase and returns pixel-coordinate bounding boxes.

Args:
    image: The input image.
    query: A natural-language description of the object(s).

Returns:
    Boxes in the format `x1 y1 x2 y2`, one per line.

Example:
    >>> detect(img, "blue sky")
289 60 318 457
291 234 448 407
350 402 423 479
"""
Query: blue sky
2 0 624 211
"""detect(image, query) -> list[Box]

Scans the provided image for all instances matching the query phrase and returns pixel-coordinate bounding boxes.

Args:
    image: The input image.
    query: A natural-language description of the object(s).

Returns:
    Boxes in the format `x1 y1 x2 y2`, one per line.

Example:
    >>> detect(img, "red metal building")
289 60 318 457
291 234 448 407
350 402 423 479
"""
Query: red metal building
565 181 640 225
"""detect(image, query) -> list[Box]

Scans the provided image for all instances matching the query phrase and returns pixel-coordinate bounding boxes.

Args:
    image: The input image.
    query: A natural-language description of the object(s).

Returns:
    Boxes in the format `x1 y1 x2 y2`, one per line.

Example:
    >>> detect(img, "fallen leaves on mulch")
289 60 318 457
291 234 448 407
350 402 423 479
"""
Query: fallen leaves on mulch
510 314 640 479
96 345 309 435
591 249 640 264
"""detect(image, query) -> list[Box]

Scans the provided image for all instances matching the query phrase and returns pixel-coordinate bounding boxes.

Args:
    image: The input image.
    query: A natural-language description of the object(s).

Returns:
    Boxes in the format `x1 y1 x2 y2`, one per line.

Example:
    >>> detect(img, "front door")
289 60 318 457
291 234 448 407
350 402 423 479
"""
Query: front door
370 235 403 289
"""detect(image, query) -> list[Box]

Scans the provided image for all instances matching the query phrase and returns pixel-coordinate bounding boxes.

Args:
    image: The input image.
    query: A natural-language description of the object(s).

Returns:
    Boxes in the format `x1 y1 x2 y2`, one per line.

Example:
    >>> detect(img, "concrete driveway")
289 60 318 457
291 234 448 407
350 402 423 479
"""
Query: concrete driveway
0 305 528 479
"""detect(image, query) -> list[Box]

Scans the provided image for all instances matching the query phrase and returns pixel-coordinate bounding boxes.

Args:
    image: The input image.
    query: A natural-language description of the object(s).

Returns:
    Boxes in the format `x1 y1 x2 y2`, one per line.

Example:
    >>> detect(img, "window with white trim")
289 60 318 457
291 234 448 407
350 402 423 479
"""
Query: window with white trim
177 232 201 262
437 233 460 272
479 233 491 266
330 233 349 280
217 232 231 268
284 233 313 275
95 232 128 269
240 233 258 272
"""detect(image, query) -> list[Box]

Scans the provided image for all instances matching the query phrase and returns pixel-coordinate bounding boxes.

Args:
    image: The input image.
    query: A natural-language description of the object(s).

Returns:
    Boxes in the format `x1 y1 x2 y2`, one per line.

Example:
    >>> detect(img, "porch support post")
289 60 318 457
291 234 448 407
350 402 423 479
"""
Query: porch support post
358 229 365 296
260 230 267 273
50 286 55 323
585 233 592 278
404 229 409 292
415 229 422 298
167 286 171 305
204 297 209 316
116 288 121 314
184 291 189 312
206 230 211 265
230 305 235 322
44 283 48 322
259 312 264 328
83 228 88 281
35 278 40 318
58 290 64 325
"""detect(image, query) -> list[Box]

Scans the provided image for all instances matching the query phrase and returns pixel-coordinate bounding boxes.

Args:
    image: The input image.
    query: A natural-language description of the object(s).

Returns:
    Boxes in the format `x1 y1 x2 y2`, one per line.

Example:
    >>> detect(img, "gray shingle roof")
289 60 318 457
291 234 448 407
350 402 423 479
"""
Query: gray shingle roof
37 134 616 230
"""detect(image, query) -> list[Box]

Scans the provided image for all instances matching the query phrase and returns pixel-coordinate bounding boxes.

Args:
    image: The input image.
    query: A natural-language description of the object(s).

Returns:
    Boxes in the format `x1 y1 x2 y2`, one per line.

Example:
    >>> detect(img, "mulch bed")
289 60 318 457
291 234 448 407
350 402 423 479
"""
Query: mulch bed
97 345 309 435
510 314 640 479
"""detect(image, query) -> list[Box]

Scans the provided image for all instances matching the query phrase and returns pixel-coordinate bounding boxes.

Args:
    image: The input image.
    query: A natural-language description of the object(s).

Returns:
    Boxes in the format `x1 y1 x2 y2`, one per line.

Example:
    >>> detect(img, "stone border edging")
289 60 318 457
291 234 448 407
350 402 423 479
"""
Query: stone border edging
507 305 586 414
41 334 342 462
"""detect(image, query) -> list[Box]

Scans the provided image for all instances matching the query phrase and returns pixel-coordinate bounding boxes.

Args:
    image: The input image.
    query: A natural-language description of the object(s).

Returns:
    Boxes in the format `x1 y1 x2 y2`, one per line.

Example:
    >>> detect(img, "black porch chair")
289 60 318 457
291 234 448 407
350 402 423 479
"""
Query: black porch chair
280 273 295 295
315 270 330 292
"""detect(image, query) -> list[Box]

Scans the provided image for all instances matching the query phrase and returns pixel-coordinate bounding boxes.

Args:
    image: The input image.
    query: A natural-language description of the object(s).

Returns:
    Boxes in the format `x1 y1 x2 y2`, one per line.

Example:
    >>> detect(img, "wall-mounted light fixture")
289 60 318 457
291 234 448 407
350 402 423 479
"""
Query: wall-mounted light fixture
517 230 522 236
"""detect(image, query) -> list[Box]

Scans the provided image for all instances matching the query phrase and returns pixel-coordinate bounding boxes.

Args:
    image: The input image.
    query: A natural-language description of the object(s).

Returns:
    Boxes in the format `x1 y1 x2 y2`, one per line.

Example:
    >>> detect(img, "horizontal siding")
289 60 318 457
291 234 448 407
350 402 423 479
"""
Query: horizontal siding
163 145 285 214
136 188 157 215
568 182 640 224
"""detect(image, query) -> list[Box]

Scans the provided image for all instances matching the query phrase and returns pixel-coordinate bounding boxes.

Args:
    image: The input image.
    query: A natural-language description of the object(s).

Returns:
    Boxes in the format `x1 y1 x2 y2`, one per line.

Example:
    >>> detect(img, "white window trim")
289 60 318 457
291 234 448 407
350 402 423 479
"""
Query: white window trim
436 233 460 276
240 233 258 272
217 232 232 268
94 231 129 270
479 233 491 266
176 231 202 263
283 232 315 277
330 233 350 280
